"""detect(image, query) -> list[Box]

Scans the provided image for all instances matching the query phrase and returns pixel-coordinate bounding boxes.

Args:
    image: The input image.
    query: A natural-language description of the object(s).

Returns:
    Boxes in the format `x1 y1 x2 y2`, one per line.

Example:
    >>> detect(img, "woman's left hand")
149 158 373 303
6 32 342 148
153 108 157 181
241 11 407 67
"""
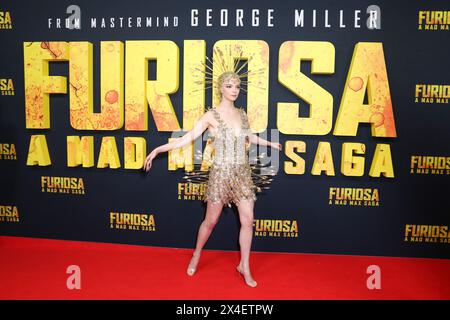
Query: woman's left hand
271 142 282 151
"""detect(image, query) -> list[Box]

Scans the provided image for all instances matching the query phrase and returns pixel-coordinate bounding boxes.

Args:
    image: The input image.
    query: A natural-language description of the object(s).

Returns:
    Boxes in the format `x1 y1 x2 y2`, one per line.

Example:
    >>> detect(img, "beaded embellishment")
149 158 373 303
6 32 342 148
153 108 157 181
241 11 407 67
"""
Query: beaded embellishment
183 107 276 208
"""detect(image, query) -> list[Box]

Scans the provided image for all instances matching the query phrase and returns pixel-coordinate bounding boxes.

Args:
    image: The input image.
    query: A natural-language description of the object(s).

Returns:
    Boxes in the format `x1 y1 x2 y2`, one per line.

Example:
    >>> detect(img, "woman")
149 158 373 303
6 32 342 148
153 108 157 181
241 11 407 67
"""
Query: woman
144 71 281 287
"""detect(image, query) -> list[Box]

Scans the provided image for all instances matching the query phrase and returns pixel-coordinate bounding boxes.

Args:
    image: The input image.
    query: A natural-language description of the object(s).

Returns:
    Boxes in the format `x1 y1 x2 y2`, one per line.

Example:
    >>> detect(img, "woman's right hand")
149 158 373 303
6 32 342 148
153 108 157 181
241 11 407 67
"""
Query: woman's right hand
143 149 158 172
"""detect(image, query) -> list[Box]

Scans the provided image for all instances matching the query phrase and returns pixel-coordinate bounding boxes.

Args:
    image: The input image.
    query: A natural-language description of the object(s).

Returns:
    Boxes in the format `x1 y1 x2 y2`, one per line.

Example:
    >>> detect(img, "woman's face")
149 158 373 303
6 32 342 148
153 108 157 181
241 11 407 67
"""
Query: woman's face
220 77 240 101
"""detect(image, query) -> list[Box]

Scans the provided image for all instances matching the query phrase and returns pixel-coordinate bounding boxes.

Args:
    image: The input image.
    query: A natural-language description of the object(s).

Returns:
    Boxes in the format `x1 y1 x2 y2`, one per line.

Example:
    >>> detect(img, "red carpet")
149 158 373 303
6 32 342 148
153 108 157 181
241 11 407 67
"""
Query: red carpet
1 236 449 300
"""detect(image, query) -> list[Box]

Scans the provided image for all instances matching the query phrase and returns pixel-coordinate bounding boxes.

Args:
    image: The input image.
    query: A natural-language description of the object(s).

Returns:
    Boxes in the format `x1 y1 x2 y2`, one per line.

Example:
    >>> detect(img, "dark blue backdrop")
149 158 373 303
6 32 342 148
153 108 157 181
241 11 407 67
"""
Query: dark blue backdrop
0 0 449 259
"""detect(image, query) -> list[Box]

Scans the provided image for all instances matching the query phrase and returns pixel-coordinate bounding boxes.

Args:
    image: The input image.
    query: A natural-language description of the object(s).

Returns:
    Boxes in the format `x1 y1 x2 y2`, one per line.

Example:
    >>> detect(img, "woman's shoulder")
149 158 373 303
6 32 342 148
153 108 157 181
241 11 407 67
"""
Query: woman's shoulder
203 106 218 122
238 106 248 116
205 106 218 119
205 106 217 112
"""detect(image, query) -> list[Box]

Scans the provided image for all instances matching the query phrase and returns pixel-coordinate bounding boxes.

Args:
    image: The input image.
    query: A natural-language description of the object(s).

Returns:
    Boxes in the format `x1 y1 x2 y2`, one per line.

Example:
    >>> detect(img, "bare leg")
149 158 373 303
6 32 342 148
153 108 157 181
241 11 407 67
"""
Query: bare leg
187 200 224 276
236 199 257 287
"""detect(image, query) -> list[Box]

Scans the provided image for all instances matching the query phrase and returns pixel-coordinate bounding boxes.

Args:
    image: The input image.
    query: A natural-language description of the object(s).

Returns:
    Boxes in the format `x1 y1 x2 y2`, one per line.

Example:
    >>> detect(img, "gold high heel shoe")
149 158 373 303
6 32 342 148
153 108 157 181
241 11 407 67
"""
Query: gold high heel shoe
186 253 200 276
236 265 257 288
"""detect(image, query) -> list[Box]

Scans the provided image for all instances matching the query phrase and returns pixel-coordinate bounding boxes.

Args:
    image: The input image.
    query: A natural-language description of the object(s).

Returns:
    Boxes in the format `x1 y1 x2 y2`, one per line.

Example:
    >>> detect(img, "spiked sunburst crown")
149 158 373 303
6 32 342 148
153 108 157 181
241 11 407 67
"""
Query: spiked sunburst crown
191 44 267 96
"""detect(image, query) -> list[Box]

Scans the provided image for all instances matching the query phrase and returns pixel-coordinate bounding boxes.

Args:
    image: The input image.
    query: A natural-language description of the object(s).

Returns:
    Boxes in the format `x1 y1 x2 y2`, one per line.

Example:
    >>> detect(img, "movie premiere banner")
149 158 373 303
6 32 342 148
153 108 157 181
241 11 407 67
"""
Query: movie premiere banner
0 0 449 259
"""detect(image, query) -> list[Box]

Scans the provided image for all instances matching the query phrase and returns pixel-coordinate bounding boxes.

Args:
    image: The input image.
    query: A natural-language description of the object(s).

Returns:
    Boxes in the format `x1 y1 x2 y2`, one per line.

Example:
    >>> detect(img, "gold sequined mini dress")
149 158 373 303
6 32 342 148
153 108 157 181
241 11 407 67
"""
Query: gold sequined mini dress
203 107 257 207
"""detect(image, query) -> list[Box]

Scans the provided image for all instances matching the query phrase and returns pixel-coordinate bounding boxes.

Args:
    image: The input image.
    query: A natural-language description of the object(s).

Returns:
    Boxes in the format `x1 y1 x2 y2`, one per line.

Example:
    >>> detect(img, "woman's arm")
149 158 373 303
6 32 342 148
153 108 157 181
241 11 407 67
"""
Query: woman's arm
144 111 211 171
249 133 282 151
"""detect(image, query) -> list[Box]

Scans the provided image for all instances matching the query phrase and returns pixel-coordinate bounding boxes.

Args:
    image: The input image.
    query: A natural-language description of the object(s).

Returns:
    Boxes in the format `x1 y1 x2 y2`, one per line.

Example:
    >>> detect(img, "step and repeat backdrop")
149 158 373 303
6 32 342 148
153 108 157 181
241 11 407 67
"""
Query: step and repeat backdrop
0 0 449 258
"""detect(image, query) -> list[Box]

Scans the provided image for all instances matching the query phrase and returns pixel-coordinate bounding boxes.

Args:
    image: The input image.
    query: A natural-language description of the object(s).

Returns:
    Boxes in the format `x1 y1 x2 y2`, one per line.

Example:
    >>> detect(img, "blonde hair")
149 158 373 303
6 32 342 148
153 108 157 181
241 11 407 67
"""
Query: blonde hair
217 72 240 98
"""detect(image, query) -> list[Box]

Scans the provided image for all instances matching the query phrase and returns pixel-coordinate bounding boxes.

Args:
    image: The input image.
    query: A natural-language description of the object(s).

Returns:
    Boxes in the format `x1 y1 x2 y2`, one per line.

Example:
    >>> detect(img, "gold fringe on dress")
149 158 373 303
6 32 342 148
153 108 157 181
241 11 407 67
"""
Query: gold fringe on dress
183 107 276 208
